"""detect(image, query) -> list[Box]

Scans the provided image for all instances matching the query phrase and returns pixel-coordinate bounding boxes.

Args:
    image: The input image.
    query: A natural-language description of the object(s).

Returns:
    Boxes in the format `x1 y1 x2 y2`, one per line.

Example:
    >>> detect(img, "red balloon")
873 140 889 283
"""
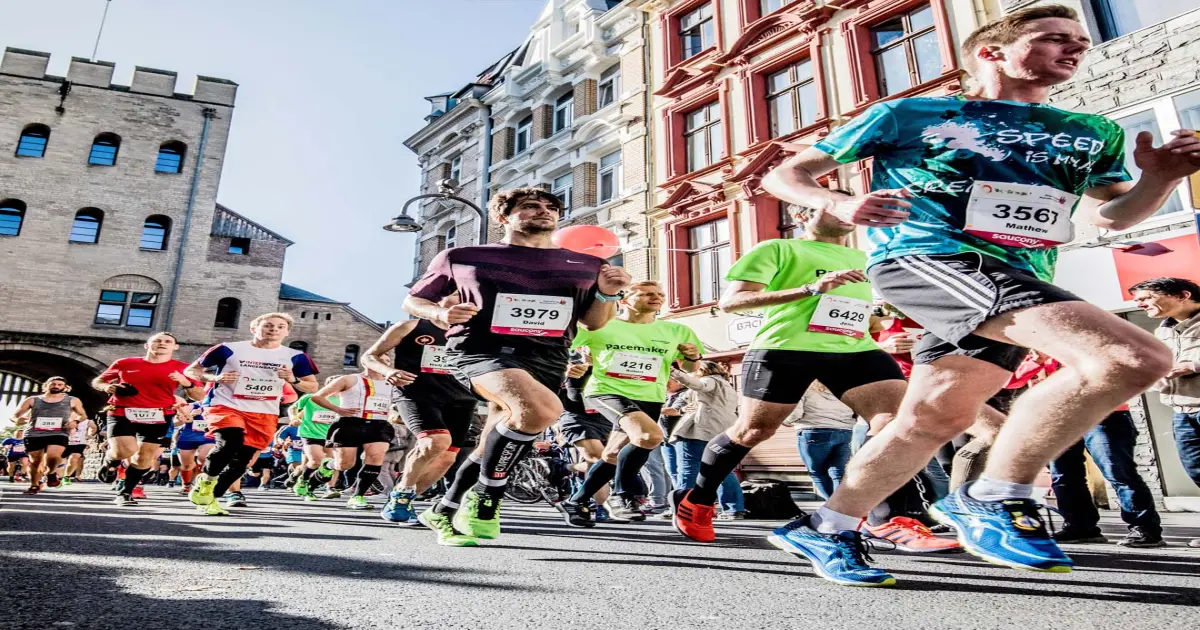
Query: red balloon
552 225 621 259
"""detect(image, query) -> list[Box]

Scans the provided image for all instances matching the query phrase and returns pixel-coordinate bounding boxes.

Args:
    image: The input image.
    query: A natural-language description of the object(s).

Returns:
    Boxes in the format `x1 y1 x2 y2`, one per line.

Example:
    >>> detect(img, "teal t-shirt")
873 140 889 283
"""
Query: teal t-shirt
572 319 704 403
814 96 1131 281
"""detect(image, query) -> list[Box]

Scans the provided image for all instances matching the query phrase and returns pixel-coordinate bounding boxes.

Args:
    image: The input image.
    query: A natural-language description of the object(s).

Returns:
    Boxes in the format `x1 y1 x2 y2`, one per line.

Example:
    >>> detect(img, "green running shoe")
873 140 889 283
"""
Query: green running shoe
61 477 73 487
418 508 479 547
294 482 311 498
188 475 217 506
347 495 371 510
197 501 229 516
452 490 501 540
316 458 336 481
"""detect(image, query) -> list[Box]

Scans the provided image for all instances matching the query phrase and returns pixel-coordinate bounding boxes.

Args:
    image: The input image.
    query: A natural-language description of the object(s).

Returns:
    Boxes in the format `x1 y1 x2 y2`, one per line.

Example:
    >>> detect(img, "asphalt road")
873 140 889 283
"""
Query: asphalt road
2 482 1198 630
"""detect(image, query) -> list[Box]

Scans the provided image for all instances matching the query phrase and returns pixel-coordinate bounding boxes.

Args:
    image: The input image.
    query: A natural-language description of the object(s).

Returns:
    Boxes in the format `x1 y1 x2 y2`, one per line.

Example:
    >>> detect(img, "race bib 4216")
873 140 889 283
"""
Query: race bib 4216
605 352 663 382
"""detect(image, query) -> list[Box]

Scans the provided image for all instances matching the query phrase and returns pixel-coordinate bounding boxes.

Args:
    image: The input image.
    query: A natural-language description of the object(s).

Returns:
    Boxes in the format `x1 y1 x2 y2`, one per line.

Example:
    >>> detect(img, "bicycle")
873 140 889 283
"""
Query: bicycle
505 440 574 505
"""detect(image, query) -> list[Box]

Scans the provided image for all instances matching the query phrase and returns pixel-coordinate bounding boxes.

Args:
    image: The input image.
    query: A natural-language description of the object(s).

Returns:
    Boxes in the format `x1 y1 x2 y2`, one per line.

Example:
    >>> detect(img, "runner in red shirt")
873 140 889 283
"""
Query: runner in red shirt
92 332 204 506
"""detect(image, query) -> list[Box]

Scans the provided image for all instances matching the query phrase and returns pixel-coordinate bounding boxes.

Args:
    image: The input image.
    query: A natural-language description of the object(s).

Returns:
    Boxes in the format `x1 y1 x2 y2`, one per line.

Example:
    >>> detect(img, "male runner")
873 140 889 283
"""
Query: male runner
557 359 621 520
13 377 86 494
275 421 305 484
62 415 97 484
361 311 477 523
557 280 702 526
174 401 215 494
759 5 1194 583
310 357 399 510
93 332 204 505
185 313 318 515
404 186 629 543
3 431 28 482
288 377 342 500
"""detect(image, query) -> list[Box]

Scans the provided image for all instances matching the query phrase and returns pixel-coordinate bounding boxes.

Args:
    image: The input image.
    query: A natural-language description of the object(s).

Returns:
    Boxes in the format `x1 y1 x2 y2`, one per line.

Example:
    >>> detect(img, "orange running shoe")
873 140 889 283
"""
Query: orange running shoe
865 517 962 553
131 486 147 500
670 489 716 543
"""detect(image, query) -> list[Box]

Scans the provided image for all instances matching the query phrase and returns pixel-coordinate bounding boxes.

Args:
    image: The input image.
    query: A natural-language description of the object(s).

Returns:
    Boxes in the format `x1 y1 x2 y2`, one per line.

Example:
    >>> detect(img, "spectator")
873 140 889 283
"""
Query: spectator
667 361 745 519
785 382 856 499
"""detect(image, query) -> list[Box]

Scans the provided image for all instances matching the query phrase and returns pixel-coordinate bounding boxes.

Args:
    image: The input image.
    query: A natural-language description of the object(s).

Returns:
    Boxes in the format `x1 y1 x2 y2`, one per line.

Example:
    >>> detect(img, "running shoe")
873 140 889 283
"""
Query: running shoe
320 488 342 500
304 494 321 502
45 473 61 488
1053 526 1107 544
225 491 248 508
864 517 963 553
642 503 669 516
453 490 501 540
61 477 73 487
293 481 311 497
131 486 147 500
113 494 137 507
768 515 896 587
381 488 416 523
97 464 118 484
595 504 629 524
198 502 230 516
418 509 479 547
717 511 748 521
347 495 371 510
179 484 192 495
670 489 715 543
316 458 336 481
1116 527 1166 548
23 486 40 495
610 496 646 522
928 484 1072 573
554 500 595 528
189 475 217 506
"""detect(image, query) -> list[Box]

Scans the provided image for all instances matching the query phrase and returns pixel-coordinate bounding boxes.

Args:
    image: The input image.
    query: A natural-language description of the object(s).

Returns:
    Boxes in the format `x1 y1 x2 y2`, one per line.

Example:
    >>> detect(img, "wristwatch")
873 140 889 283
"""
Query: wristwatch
803 283 824 296
594 290 622 302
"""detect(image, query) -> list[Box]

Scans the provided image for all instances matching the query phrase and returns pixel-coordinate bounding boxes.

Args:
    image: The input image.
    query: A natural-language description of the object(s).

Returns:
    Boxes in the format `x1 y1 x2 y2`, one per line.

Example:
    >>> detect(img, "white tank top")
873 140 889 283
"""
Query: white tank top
69 420 91 445
341 376 394 420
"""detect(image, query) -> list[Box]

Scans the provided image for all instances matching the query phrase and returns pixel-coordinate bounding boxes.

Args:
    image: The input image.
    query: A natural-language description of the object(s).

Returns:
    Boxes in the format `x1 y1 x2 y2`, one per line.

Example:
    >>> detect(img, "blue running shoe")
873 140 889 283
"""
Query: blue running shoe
381 488 416 523
768 515 896 587
928 484 1072 573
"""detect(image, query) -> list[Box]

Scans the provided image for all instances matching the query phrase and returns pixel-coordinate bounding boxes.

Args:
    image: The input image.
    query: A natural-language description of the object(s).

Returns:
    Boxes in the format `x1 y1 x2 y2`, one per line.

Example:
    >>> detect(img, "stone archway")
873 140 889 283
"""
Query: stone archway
0 343 109 415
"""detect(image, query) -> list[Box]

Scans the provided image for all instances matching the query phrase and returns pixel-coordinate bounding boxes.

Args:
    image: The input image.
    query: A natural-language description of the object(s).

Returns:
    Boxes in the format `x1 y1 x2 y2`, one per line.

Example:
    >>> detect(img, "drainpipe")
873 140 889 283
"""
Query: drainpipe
478 102 496 245
163 107 216 331
641 8 656 279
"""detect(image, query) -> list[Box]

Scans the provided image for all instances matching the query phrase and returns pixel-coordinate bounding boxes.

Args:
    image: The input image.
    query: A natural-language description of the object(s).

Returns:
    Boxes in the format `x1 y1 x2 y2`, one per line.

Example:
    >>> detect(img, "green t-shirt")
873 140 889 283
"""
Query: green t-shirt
572 318 704 403
294 393 340 440
726 239 879 353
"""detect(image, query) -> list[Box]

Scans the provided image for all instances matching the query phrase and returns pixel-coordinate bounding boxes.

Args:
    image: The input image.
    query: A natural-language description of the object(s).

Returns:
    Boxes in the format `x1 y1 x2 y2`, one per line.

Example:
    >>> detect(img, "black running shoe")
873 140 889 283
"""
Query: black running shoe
554 500 595 528
611 496 646 522
113 494 138 507
1052 526 1107 544
1117 527 1166 548
97 464 118 485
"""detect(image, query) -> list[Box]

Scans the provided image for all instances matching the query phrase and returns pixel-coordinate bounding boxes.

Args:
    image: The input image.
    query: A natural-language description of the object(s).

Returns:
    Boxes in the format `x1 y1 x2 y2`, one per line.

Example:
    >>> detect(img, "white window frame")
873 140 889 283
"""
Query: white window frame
449 155 462 183
598 150 622 204
553 92 574 135
598 65 620 109
445 224 457 248
552 173 573 216
516 117 532 155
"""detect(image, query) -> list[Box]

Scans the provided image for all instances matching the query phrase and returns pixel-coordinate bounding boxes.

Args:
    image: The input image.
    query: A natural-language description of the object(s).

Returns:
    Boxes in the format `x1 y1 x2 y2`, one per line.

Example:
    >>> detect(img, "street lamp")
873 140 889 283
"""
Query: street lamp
384 179 489 245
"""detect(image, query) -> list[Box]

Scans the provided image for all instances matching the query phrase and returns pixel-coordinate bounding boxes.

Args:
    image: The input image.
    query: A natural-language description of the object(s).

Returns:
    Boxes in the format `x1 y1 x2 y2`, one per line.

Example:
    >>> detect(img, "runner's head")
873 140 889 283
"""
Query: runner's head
1130 277 1200 320
44 376 68 394
961 4 1088 87
693 360 729 381
144 332 179 358
792 202 854 238
622 281 665 314
488 187 564 235
249 312 293 344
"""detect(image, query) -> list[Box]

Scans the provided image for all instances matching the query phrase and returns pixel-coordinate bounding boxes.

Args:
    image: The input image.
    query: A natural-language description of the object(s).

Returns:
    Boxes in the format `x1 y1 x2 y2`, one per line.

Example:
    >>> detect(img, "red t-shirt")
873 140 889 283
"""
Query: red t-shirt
871 317 922 378
1005 354 1129 411
99 357 198 417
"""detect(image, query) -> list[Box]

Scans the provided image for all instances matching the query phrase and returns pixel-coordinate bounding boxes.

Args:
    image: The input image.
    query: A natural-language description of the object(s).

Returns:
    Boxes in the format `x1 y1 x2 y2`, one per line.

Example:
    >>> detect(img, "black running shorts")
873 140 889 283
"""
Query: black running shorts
251 457 274 473
740 348 906 405
451 347 569 397
558 409 613 445
325 418 396 449
396 397 478 449
106 414 171 443
301 437 327 448
23 434 69 452
63 444 87 457
868 252 1081 371
584 394 664 427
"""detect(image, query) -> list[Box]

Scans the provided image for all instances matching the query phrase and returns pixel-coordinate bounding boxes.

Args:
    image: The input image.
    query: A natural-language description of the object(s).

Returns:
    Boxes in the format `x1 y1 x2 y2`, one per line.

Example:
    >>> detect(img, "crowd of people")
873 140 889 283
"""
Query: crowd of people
6 5 1200 588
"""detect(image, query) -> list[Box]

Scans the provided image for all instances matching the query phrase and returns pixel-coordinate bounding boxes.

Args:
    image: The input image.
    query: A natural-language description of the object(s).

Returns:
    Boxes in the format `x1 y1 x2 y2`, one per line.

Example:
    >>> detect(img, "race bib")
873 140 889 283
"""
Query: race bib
490 293 572 337
605 352 663 382
233 376 283 400
34 416 63 431
364 395 390 416
126 407 166 424
312 410 339 425
420 345 451 374
807 295 872 338
191 417 210 432
964 181 1076 249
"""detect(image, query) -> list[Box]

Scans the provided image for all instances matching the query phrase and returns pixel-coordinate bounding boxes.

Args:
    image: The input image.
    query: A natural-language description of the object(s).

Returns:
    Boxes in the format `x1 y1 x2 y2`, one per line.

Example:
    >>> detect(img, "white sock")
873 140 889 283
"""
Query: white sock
811 506 864 534
967 476 1033 502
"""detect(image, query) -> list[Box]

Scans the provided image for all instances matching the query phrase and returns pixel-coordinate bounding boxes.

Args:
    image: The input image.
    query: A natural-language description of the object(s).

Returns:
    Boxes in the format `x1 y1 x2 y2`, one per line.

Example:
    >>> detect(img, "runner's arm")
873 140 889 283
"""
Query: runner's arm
1088 129 1200 230
12 397 33 422
363 320 420 386
311 376 355 417
761 149 847 210
579 264 631 331
720 280 815 313
91 362 121 393
670 369 717 393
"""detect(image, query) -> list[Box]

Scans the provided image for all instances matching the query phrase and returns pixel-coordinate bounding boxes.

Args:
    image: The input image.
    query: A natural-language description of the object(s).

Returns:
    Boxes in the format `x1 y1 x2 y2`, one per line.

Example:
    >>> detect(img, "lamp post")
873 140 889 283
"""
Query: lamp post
384 179 489 245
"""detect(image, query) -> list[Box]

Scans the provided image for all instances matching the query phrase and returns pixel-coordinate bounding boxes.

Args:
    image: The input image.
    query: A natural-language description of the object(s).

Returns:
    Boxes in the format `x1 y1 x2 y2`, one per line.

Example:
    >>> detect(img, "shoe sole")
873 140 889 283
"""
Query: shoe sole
552 502 595 528
928 505 1072 573
767 535 896 587
380 504 413 523
669 490 714 543
1059 537 1109 544
417 511 479 547
1116 541 1167 548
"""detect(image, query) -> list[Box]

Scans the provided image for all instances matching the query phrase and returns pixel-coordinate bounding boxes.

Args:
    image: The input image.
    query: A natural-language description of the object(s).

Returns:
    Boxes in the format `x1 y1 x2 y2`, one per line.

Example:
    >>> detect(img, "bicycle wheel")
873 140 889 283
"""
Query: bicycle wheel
504 458 548 504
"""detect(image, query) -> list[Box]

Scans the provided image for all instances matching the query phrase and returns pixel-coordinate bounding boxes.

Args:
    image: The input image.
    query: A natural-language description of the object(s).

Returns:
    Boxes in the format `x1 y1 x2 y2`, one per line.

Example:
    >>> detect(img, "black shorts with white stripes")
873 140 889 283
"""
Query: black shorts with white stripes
868 252 1081 371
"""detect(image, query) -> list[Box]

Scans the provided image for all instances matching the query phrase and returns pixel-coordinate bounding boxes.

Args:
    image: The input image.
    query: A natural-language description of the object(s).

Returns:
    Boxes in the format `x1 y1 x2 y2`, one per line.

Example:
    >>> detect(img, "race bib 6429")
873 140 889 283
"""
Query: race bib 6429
807 295 872 338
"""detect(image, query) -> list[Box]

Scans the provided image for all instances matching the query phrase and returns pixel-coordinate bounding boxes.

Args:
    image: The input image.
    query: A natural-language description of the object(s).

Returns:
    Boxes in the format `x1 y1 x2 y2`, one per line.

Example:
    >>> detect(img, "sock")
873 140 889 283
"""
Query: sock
811 506 865 534
570 461 617 503
213 445 258 498
615 445 653 500
100 457 120 473
436 454 481 516
355 464 382 497
688 434 750 506
120 466 149 496
950 439 990 492
472 423 537 499
967 476 1033 502
180 469 195 484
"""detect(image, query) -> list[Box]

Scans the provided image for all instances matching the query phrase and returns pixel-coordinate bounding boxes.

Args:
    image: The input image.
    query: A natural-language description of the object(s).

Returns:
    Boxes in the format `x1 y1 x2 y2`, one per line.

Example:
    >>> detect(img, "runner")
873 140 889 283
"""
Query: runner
557 357 621 521
275 420 305 486
2 431 28 482
184 312 318 515
758 5 1194 583
556 280 702 526
174 401 215 494
309 357 399 510
249 448 276 490
404 186 630 544
360 310 479 523
12 377 87 494
92 332 204 505
57 414 93 485
288 377 342 501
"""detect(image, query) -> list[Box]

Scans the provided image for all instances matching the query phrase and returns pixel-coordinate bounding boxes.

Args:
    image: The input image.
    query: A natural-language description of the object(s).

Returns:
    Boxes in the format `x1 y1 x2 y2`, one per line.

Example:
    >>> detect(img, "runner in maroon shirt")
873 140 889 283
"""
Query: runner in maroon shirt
404 186 630 544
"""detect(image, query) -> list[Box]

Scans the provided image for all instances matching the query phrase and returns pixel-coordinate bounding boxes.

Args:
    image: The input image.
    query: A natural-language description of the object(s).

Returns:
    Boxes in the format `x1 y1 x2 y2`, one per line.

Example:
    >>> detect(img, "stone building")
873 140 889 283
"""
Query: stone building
0 47 381 413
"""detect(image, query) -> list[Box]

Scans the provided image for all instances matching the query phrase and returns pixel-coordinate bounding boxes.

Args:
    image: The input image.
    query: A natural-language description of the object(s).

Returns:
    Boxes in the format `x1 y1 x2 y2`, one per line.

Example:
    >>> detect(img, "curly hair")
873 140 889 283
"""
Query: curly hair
487 187 565 224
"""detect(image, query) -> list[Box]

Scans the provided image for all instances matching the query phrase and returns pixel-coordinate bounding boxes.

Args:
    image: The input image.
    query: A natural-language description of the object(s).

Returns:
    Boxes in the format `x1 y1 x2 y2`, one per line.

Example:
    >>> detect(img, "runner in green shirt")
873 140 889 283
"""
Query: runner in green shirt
288 383 342 499
555 280 702 527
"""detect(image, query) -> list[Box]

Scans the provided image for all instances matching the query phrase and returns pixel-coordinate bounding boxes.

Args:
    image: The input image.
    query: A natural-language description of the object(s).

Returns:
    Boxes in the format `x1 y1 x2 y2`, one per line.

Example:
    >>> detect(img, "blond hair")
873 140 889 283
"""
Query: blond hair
250 312 295 329
961 4 1080 76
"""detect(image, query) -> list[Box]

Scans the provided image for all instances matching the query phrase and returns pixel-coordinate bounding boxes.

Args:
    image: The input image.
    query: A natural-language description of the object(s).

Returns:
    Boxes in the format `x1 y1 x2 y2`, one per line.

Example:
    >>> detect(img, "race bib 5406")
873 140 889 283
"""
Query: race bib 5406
233 376 283 400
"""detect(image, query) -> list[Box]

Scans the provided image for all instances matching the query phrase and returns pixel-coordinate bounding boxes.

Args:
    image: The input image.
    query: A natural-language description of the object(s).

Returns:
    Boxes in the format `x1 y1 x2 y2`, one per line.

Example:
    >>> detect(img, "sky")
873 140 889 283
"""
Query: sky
0 0 548 323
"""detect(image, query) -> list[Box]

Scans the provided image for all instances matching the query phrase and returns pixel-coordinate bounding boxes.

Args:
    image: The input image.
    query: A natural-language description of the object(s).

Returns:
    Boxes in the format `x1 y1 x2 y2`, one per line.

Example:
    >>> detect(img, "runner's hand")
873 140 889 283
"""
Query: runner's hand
104 383 120 395
812 269 868 293
385 369 417 387
277 366 296 382
597 264 632 295
168 371 191 386
677 343 701 361
1134 129 1200 180
566 363 589 378
878 333 914 355
830 189 912 226
438 302 480 327
215 371 239 385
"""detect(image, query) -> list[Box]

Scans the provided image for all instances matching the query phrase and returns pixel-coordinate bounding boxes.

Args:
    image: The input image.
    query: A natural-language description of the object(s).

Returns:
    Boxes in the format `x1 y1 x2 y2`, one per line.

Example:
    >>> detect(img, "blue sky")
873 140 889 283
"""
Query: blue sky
0 0 547 323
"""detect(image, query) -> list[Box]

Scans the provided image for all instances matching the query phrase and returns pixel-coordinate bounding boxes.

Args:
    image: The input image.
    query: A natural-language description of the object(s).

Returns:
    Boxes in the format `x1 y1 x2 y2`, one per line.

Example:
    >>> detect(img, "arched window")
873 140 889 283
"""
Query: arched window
343 344 360 367
155 141 187 173
15 124 49 158
214 297 241 329
289 340 309 353
0 199 26 237
69 208 103 243
88 133 121 166
94 275 162 328
139 215 171 250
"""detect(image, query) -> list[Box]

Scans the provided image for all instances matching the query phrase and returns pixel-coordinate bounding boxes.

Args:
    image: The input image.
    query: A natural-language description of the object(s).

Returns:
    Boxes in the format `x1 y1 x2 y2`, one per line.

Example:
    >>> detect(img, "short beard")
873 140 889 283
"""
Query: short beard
515 221 555 235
